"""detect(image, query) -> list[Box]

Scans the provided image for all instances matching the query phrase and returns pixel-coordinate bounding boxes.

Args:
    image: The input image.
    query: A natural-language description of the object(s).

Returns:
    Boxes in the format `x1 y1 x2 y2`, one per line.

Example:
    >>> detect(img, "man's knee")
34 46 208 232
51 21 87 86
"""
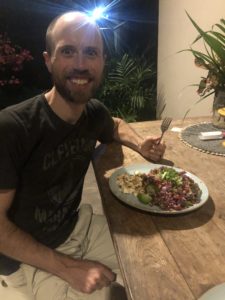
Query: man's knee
0 282 31 300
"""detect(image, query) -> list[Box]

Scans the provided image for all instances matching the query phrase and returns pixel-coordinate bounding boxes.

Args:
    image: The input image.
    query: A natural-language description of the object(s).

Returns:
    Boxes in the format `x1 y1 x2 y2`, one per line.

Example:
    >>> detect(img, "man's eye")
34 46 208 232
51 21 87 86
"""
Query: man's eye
61 48 75 56
85 48 98 57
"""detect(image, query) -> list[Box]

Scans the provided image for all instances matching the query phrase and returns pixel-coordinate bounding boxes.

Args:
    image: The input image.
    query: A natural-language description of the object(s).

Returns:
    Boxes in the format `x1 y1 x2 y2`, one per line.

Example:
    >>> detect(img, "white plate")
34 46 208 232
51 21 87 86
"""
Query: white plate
109 163 209 215
198 283 225 300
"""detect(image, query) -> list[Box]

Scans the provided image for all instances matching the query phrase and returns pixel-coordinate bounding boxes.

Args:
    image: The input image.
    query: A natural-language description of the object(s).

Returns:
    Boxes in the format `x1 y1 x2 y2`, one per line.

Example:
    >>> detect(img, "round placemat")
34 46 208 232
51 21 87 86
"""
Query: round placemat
180 122 225 156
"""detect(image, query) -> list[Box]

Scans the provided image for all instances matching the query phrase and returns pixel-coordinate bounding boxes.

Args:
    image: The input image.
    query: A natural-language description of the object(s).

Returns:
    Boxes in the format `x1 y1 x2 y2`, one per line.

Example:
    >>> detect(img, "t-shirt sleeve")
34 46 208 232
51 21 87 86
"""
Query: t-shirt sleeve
0 111 26 188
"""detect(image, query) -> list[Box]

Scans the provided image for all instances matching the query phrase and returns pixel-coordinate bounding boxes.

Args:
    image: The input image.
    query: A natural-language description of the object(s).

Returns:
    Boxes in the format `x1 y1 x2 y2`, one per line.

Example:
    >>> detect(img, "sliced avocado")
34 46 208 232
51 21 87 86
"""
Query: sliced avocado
137 193 152 205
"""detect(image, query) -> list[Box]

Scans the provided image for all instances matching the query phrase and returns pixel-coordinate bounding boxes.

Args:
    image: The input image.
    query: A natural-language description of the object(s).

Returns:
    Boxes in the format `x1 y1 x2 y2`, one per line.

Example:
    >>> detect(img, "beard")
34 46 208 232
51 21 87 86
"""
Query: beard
51 69 102 105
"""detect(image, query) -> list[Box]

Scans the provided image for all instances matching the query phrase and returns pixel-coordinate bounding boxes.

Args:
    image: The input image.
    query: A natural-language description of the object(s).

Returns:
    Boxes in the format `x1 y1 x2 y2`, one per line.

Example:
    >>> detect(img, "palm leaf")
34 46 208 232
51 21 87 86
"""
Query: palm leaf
187 49 218 66
131 91 146 110
186 11 225 62
214 23 225 35
211 31 225 44
220 19 225 26
97 53 157 121
108 54 136 83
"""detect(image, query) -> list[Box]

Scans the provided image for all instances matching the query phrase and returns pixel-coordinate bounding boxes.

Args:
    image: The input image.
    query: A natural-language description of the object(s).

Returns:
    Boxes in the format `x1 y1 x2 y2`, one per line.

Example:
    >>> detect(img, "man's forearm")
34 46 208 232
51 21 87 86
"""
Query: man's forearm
112 117 143 153
112 117 165 162
0 216 117 293
0 216 66 277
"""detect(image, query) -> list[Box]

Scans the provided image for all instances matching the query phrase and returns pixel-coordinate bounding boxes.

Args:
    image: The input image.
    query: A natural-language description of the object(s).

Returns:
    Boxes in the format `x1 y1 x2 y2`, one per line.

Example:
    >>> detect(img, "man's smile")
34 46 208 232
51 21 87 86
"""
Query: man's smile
70 78 89 85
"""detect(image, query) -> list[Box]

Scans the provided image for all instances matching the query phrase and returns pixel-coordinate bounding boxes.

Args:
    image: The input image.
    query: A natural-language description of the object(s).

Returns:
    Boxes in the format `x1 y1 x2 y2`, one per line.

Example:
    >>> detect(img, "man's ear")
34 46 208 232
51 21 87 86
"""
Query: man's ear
43 51 52 73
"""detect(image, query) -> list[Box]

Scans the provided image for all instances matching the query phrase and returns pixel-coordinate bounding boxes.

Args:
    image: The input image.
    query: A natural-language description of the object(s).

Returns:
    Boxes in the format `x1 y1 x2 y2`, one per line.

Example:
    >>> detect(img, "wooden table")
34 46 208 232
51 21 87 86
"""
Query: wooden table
92 117 225 300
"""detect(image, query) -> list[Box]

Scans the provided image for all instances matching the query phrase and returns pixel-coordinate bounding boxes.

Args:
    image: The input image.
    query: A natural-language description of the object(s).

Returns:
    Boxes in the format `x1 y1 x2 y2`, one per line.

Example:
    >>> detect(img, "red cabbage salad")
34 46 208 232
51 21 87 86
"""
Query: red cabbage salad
116 166 202 211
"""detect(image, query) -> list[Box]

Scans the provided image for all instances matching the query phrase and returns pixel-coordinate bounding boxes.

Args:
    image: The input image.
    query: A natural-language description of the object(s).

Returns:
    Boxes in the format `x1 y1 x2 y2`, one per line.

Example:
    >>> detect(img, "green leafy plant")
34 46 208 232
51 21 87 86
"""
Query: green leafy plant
97 53 157 121
182 12 225 100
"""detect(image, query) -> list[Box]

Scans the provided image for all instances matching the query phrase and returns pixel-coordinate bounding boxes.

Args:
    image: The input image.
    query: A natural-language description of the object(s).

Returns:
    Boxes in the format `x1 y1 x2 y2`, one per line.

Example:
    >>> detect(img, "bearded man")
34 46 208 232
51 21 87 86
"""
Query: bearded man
0 11 165 300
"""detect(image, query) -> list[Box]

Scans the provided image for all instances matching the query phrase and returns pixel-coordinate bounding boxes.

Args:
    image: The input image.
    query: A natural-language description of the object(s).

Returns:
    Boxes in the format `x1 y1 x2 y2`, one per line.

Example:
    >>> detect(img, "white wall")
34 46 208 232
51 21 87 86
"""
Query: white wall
157 0 225 119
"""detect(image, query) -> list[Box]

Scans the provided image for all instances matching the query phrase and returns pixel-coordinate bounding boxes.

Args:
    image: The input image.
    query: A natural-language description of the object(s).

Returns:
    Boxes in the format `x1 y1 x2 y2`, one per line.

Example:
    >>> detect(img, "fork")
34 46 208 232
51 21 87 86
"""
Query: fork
158 117 172 144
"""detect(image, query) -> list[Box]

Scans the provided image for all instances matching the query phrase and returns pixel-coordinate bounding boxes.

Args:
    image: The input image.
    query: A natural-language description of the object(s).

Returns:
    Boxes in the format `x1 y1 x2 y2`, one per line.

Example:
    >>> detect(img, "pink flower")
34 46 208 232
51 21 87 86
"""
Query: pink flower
0 32 33 87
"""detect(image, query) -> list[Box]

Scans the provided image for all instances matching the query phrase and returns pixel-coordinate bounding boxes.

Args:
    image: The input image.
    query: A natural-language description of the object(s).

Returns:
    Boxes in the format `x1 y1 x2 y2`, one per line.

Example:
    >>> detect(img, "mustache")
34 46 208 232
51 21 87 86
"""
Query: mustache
66 69 93 78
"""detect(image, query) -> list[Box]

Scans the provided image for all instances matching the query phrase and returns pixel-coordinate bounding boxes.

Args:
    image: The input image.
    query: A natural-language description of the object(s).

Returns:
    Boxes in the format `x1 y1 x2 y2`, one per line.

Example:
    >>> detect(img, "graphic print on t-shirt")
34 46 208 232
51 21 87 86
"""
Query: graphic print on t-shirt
34 136 96 233
42 136 95 171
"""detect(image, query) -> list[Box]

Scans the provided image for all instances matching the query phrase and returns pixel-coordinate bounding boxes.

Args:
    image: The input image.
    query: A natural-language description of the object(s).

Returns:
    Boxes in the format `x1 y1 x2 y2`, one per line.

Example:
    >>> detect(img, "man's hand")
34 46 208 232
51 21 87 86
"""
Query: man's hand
113 118 166 162
0 190 115 295
138 136 166 162
57 256 116 294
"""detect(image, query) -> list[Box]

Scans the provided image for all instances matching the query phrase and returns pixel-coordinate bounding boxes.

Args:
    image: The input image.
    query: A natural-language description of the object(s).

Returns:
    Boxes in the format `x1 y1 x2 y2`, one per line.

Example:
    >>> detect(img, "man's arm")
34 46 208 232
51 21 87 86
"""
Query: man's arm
0 190 115 293
112 117 166 162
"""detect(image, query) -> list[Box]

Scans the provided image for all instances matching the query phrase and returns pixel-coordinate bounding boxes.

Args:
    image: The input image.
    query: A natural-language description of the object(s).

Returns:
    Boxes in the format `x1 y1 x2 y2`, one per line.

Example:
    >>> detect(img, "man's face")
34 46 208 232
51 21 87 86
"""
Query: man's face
44 17 105 104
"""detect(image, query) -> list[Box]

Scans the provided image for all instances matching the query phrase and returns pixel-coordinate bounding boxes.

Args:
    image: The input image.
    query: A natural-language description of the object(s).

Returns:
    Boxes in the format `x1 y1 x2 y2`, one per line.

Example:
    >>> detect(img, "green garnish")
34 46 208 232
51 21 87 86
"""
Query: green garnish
159 167 182 186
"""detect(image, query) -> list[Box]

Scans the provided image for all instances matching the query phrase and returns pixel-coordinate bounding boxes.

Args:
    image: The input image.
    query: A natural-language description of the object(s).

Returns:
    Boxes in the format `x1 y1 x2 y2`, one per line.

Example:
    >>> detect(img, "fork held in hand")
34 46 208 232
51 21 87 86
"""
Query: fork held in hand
158 117 172 144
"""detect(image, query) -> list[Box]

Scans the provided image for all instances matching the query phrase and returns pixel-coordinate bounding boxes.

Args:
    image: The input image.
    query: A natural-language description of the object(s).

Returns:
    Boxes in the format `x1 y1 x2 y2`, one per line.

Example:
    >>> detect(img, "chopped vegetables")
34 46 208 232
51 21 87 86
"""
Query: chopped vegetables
116 166 202 211
159 168 182 186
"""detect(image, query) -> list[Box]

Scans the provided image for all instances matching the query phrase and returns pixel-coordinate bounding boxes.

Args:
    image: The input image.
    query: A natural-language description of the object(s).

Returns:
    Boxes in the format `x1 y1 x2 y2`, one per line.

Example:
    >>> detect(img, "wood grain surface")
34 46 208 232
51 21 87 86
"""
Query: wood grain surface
92 117 225 300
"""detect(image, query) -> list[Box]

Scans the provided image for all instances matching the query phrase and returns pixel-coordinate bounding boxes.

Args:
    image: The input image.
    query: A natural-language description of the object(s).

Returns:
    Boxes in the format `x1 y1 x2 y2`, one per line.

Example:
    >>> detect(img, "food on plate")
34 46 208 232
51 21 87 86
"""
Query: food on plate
116 166 202 211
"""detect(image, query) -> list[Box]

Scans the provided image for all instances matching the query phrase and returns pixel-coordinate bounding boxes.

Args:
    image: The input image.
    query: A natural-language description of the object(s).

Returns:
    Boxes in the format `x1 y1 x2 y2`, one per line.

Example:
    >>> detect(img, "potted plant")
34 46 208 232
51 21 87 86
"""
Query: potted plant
182 12 225 128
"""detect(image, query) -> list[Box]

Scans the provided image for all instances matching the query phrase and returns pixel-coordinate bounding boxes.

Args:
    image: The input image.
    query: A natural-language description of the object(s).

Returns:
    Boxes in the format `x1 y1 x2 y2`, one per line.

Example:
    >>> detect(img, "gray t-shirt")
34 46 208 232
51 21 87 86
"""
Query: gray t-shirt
0 94 114 274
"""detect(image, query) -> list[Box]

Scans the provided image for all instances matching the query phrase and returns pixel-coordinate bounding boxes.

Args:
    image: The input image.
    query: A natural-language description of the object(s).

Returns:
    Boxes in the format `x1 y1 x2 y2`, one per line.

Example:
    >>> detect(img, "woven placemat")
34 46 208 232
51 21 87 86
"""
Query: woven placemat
180 122 225 156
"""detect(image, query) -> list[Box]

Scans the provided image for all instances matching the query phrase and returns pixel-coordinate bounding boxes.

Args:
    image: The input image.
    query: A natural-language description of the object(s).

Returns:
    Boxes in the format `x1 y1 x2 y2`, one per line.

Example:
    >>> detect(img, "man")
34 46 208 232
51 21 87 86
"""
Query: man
0 11 165 300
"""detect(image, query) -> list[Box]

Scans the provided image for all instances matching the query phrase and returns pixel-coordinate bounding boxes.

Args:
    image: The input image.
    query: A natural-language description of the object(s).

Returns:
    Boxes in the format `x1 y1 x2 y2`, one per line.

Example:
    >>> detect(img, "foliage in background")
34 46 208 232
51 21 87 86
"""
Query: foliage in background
181 12 225 100
97 53 157 122
0 33 33 88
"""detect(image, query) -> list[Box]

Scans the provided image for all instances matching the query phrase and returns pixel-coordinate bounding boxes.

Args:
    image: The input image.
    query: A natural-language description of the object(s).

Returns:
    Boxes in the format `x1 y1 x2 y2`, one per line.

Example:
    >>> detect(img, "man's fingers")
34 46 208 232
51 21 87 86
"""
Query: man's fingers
104 270 116 283
100 277 112 288
92 272 115 291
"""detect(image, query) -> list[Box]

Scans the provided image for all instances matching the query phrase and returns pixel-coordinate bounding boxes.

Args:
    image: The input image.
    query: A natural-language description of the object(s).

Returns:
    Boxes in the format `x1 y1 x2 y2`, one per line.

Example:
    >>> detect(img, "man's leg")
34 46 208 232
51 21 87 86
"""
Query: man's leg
82 213 123 285
0 268 34 300
22 204 126 300
64 205 126 300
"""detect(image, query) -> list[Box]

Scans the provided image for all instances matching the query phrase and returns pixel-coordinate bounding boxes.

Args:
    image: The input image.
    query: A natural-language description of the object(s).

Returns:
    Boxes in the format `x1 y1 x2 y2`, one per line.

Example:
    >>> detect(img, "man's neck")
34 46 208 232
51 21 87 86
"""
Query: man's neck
44 87 85 125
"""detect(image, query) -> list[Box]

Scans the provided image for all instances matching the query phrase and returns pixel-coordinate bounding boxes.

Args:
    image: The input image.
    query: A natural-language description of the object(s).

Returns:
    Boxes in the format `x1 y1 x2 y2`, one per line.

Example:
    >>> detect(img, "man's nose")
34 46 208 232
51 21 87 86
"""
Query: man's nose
74 53 87 70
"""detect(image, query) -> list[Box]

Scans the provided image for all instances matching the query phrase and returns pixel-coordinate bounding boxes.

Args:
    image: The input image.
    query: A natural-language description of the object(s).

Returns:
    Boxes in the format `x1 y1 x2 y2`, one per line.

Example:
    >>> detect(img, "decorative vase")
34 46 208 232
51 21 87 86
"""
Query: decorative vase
212 89 225 129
